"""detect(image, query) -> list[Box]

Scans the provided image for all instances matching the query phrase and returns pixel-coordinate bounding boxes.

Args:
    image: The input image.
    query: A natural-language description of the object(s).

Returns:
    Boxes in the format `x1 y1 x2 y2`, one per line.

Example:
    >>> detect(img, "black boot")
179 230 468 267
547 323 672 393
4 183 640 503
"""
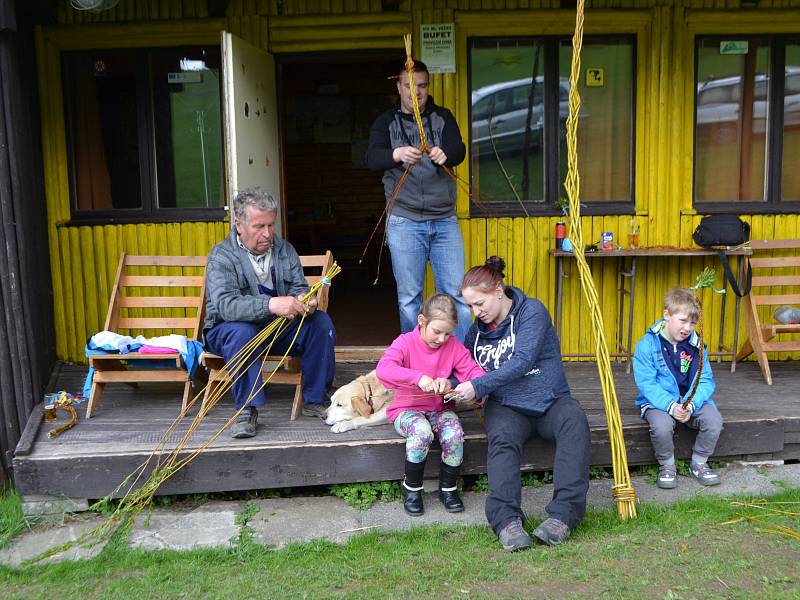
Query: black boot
438 463 464 513
402 459 425 517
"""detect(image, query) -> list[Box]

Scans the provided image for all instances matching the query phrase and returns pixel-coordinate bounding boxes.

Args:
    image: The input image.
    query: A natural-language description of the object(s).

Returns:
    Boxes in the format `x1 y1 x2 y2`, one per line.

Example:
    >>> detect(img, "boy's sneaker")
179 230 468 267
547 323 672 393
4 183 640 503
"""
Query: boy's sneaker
497 518 533 552
657 465 677 489
690 462 721 486
231 406 258 439
533 518 571 546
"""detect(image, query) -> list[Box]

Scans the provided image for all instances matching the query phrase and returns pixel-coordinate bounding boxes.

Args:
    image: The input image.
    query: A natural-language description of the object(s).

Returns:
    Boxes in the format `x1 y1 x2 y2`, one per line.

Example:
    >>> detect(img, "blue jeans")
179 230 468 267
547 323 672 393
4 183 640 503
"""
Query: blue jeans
386 214 471 341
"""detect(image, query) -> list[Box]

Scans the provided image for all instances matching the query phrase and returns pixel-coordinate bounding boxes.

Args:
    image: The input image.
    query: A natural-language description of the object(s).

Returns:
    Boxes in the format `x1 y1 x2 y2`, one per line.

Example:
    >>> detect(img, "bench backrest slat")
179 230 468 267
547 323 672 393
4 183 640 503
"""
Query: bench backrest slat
104 253 208 338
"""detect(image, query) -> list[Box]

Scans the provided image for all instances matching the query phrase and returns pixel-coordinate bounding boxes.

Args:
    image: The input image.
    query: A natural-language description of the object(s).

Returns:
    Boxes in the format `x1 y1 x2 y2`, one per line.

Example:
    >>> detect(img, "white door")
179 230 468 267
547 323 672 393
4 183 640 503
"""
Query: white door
221 31 283 233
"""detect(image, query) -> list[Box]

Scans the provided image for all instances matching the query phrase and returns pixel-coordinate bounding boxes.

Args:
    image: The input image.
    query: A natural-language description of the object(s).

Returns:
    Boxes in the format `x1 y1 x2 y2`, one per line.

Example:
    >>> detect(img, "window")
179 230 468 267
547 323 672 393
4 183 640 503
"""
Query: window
694 36 800 209
62 46 226 222
468 36 636 216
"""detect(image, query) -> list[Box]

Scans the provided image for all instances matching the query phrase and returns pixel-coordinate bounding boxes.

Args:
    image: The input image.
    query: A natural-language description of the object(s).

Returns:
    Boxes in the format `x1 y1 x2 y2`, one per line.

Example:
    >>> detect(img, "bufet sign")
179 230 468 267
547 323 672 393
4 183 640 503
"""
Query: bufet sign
420 23 455 74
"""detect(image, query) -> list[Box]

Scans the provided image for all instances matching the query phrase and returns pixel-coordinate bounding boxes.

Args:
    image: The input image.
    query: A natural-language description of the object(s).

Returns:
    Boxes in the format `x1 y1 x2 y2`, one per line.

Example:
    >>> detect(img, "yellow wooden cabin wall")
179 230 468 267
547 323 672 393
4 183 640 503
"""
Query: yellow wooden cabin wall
41 0 800 362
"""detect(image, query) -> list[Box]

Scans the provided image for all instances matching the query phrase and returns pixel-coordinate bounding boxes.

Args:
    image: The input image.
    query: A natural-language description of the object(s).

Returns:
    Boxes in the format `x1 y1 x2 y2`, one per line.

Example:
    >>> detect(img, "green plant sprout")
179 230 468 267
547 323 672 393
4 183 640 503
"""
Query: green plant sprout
690 267 725 295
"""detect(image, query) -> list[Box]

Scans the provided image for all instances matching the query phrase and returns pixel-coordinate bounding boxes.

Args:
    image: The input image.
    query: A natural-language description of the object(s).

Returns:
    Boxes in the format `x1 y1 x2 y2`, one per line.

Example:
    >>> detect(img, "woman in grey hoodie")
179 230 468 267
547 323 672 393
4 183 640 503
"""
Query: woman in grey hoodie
453 257 590 552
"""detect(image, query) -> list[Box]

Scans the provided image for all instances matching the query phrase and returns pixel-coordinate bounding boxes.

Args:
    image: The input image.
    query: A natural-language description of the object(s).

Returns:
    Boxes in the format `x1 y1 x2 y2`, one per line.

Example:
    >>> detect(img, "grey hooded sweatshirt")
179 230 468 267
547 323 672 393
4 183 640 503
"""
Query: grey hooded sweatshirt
465 286 570 416
366 98 466 221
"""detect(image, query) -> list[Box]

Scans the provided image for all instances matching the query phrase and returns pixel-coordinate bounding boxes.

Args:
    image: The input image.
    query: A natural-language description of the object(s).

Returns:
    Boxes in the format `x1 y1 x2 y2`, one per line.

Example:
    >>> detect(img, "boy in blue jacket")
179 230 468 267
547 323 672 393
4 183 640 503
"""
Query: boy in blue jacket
632 287 724 489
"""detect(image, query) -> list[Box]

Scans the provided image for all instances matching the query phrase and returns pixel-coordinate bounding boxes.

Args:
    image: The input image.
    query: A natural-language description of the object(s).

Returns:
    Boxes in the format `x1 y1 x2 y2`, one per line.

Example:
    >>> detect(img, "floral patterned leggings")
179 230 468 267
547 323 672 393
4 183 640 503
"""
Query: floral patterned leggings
394 409 464 466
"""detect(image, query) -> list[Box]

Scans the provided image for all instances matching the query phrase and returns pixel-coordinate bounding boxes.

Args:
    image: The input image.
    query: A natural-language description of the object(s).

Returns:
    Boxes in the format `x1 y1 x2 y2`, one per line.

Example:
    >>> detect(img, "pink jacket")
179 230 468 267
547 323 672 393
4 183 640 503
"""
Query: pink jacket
377 327 486 422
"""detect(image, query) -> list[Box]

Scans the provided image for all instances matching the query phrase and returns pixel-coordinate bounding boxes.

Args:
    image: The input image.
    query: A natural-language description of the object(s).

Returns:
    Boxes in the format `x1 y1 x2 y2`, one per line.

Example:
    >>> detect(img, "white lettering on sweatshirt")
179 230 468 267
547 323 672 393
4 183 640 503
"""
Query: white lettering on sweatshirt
474 324 515 371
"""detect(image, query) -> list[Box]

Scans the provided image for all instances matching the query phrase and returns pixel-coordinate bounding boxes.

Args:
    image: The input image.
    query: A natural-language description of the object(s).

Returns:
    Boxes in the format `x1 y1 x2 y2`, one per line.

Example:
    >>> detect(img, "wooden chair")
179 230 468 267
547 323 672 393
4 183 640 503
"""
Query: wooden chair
87 254 208 417
736 239 800 384
202 251 334 420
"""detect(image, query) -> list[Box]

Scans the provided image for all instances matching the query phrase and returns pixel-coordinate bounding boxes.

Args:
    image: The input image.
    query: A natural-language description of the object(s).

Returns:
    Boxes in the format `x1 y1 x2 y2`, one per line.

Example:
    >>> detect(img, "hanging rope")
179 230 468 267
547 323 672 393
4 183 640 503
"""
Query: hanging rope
563 0 637 519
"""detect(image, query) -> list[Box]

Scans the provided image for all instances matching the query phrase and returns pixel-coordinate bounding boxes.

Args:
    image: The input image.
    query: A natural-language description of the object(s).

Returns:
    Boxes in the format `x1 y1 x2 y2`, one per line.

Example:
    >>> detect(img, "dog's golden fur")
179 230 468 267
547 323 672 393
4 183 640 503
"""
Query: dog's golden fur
324 369 394 433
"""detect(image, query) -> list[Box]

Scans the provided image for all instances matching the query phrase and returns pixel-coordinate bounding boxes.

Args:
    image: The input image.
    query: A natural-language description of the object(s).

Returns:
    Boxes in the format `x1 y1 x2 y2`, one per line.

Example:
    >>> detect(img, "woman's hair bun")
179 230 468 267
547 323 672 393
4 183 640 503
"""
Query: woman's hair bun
484 256 506 276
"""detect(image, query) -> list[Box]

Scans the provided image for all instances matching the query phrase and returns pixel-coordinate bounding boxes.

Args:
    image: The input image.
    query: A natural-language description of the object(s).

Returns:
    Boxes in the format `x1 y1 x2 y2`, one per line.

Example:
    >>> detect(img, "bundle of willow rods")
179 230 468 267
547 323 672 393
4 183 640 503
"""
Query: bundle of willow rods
563 0 636 519
681 267 723 409
31 263 341 562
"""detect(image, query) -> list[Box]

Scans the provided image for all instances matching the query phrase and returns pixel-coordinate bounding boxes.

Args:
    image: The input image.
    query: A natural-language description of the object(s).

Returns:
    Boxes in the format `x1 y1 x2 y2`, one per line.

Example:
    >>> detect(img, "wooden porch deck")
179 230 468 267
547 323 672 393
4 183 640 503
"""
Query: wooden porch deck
12 360 800 501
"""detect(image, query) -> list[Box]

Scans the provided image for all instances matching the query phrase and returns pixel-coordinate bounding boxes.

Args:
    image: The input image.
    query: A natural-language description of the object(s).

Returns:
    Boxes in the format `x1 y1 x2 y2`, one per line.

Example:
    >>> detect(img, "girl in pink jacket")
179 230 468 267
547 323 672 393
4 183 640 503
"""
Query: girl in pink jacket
377 294 485 517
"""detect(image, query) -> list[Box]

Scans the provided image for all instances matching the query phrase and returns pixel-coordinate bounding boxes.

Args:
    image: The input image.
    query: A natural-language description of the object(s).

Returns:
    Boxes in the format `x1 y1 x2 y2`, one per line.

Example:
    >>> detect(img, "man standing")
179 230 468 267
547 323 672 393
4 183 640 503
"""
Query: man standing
366 60 471 341
204 187 336 438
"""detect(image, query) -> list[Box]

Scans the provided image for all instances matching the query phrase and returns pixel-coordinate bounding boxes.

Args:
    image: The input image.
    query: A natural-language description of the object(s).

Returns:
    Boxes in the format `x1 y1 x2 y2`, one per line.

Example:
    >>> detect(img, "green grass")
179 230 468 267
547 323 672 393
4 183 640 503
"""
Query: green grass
0 489 33 549
1 488 798 599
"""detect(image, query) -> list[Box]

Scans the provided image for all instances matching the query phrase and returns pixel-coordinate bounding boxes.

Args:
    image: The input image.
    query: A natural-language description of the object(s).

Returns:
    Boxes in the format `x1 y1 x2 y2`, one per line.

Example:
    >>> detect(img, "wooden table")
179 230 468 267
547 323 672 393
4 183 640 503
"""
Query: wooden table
550 247 751 372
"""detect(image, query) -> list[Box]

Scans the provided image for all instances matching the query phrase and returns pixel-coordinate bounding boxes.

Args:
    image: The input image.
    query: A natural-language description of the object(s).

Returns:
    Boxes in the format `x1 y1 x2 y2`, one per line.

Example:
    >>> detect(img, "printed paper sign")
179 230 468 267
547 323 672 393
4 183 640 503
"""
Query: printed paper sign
420 23 455 74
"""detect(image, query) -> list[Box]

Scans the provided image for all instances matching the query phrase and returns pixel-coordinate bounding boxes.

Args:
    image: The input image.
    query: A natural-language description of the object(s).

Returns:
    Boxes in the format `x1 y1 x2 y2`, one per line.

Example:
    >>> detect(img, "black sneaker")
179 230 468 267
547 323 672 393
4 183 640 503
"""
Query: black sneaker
533 518 571 546
497 518 533 552
689 462 721 486
231 406 258 438
657 464 678 489
301 403 327 419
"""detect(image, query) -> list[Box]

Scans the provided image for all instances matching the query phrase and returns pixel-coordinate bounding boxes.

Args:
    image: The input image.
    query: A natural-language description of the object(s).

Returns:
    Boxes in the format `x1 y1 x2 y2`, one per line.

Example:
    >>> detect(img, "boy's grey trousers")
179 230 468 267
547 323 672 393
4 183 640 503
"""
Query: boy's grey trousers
644 404 723 464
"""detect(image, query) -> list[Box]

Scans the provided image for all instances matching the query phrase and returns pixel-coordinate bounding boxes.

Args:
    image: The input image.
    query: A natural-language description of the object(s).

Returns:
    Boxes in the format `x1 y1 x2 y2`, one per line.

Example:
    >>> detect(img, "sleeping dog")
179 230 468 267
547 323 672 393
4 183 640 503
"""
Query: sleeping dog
324 369 393 433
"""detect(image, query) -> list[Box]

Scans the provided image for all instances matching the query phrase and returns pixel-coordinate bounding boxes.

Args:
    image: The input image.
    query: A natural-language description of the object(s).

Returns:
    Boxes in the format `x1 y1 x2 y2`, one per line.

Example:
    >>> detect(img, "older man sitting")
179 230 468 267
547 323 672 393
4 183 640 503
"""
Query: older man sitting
204 187 336 438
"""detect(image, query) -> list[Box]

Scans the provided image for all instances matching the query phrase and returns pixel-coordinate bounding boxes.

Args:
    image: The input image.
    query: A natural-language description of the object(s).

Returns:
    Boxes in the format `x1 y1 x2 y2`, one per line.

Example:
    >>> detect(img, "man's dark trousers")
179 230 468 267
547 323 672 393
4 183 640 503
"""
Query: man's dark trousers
205 311 336 410
484 395 590 534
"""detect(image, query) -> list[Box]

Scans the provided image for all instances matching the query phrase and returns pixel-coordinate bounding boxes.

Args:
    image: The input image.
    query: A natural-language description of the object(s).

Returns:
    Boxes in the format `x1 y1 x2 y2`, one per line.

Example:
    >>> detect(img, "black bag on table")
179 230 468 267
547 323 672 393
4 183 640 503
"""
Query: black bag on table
692 214 751 297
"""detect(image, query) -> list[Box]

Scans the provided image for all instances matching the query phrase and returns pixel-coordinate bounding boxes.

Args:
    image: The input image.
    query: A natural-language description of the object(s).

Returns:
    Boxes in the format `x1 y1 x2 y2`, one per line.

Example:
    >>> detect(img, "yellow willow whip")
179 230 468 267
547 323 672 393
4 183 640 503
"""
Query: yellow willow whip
403 33 430 153
564 0 636 519
29 263 342 563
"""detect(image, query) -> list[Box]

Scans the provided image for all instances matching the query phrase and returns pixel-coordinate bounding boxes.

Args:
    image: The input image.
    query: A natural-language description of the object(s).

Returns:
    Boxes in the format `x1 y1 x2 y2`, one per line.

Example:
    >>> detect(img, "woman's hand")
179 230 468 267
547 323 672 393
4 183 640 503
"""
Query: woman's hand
452 381 476 402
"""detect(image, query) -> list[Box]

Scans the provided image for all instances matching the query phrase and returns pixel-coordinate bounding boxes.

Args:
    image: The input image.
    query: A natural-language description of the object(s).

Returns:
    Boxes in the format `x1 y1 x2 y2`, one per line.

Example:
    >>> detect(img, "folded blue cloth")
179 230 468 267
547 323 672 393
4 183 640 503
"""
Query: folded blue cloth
82 332 204 398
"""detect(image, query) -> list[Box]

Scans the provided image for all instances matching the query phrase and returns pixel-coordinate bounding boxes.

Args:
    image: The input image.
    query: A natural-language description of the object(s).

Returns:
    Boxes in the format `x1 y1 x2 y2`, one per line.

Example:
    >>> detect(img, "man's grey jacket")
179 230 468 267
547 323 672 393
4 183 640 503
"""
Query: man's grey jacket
204 229 309 332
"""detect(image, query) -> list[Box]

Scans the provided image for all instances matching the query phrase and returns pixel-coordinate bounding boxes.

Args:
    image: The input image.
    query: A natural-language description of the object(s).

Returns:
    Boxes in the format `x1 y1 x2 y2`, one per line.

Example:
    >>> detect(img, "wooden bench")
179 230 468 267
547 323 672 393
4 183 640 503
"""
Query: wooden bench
87 254 207 418
736 239 800 384
202 251 334 420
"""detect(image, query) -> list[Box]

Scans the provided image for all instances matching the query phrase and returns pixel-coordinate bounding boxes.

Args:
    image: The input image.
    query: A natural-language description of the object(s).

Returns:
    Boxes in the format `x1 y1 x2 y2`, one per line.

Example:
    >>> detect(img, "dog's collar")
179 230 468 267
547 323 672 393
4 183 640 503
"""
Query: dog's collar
361 380 375 412
350 377 376 418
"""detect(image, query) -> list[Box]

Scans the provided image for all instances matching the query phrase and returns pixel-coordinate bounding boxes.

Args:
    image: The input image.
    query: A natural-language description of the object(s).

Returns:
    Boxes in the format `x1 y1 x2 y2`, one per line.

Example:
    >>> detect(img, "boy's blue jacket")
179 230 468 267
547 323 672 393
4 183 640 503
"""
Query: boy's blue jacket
465 286 570 416
632 319 716 418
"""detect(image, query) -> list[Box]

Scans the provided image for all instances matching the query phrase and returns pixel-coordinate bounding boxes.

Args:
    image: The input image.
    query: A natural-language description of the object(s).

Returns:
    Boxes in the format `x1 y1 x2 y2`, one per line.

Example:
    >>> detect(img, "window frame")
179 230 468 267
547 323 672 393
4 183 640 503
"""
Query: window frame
61 45 227 225
35 21 228 229
692 33 800 214
466 33 637 218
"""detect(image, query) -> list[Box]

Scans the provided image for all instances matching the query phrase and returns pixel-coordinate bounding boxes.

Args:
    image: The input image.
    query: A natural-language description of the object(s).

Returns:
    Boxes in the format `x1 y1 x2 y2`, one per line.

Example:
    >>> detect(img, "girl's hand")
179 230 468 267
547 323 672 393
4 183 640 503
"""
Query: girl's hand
433 378 451 395
418 375 436 393
453 381 476 402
